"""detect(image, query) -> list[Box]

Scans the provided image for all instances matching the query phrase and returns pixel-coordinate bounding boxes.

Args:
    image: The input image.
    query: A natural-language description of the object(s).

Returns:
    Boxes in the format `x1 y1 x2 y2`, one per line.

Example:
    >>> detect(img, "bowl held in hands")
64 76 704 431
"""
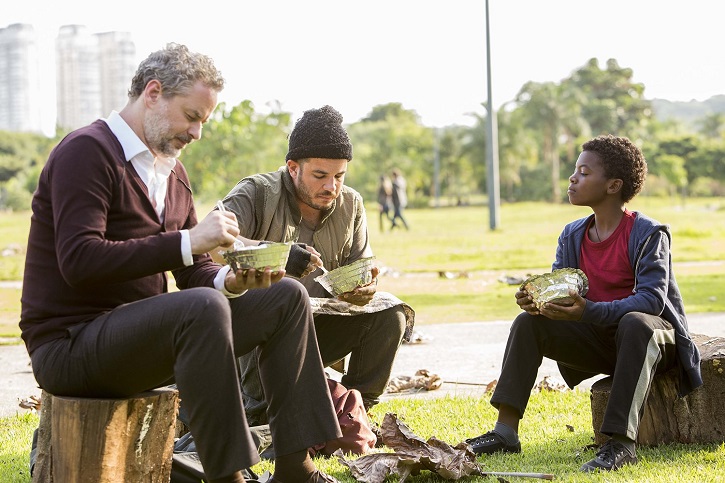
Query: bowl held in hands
521 268 589 310
314 257 376 296
222 242 292 272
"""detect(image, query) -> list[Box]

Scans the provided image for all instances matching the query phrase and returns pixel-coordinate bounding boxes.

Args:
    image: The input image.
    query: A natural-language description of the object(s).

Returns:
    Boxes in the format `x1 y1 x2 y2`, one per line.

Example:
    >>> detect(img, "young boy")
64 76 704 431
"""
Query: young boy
465 135 702 472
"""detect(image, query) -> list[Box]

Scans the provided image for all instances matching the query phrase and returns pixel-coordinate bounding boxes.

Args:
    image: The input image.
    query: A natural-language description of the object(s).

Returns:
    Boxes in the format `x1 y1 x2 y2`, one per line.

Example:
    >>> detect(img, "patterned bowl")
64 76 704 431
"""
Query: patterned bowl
520 267 589 309
315 257 376 296
222 242 292 272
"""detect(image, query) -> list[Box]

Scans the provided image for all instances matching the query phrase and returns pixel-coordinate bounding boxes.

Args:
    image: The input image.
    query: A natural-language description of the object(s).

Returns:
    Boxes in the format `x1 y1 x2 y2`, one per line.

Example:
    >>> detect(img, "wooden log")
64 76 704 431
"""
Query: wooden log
590 333 725 446
33 387 179 483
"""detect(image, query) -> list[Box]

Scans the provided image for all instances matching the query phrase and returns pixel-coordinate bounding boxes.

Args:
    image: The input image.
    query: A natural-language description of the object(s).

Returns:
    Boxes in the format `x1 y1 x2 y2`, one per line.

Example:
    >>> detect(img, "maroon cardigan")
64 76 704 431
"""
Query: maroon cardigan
20 120 220 354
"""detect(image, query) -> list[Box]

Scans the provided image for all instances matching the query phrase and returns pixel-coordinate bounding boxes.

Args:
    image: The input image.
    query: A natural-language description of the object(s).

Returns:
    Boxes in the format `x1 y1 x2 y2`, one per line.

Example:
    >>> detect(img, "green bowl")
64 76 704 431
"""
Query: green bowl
315 257 375 296
222 242 292 272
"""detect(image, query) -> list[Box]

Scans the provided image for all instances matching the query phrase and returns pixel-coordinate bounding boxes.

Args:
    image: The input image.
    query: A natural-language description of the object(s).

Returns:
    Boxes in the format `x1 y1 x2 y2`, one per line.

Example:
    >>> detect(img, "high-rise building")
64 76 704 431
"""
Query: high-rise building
0 24 43 133
55 25 137 132
0 23 136 134
55 25 102 131
97 31 136 116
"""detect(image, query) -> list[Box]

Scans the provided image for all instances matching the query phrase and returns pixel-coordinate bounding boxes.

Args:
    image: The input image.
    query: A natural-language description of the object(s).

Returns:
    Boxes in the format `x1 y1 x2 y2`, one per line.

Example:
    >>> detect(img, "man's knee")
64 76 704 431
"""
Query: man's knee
267 277 309 307
182 287 232 331
370 306 407 342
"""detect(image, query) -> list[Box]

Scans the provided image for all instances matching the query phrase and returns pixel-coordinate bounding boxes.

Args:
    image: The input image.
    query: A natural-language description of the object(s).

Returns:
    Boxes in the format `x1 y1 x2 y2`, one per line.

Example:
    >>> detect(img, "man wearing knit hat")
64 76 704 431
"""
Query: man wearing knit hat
219 105 414 426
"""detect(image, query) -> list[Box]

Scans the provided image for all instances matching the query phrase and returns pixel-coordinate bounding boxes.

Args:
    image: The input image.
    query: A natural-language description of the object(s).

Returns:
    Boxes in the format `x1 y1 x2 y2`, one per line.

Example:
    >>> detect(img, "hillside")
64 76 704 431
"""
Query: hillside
651 94 725 128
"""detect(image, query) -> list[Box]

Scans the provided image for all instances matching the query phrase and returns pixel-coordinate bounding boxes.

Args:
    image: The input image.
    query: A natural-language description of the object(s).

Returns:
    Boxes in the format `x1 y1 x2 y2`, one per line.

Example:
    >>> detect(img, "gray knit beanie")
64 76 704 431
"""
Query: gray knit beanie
286 105 353 161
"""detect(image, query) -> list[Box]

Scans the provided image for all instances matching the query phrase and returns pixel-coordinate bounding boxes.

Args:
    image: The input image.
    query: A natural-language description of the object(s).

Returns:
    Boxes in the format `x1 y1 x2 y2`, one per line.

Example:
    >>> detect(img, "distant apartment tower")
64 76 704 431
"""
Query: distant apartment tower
97 31 136 115
0 24 43 133
55 25 101 131
56 25 136 131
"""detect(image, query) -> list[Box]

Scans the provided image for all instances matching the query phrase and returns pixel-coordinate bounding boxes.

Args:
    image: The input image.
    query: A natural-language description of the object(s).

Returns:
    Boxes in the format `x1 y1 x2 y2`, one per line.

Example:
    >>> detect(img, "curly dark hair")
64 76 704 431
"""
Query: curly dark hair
128 43 224 100
581 135 647 203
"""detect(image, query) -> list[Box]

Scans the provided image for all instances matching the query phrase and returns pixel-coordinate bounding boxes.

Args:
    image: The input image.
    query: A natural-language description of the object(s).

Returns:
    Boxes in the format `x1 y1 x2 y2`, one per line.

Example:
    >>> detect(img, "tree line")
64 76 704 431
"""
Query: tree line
1 58 724 211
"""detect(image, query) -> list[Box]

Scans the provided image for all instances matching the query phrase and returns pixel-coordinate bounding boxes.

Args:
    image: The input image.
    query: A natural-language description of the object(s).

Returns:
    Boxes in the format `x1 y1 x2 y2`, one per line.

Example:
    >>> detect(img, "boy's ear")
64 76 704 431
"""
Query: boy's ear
607 178 623 195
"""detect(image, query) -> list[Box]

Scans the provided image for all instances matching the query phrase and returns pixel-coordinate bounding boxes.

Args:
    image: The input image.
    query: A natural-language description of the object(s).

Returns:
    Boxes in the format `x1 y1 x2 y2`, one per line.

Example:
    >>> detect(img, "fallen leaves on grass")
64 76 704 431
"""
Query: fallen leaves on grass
384 370 442 394
336 412 481 483
533 375 568 392
18 394 41 412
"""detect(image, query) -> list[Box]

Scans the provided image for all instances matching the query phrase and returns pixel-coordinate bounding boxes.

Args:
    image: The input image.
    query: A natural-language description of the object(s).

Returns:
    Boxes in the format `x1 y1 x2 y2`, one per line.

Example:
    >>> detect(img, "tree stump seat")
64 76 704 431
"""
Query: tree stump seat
33 387 179 483
590 333 725 446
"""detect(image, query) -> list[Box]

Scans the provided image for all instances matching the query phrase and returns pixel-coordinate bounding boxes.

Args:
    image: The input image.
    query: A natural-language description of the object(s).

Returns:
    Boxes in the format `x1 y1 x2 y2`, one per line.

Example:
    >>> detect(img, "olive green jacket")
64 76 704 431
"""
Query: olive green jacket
222 167 372 297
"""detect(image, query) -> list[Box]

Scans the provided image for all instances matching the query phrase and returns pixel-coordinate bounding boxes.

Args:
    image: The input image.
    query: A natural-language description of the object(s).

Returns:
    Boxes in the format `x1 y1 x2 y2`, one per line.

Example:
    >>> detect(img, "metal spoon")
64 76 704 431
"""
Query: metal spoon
216 200 245 246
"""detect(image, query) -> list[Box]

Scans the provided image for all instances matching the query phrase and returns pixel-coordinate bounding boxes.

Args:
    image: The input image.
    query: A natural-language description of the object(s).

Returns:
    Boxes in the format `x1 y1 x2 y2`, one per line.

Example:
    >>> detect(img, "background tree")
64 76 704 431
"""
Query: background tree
0 131 57 210
347 103 433 206
697 112 724 139
514 81 574 202
567 58 653 138
182 101 290 202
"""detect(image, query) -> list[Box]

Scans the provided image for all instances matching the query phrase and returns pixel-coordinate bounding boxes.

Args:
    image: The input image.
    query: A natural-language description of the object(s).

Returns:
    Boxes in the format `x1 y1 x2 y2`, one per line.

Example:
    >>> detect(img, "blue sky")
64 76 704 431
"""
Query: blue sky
4 0 724 129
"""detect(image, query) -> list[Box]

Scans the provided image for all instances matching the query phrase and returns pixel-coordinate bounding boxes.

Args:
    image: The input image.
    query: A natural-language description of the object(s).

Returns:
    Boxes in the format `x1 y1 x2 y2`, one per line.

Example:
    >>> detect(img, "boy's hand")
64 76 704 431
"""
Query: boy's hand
539 289 586 321
516 289 540 315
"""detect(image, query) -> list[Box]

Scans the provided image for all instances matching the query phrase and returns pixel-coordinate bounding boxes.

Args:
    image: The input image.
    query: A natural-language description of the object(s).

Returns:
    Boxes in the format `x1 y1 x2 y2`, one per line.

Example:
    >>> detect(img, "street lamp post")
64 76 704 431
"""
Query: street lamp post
485 0 500 230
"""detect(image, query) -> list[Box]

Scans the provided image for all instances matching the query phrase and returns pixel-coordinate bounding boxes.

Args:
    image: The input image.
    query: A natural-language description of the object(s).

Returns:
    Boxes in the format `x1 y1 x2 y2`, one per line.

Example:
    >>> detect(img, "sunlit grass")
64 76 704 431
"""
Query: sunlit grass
5 391 722 482
1 197 723 335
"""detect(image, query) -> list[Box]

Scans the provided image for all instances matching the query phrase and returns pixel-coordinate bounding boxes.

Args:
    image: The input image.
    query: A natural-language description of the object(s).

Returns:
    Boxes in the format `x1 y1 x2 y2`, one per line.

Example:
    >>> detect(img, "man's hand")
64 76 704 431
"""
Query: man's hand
224 267 286 293
190 211 240 255
303 250 325 278
285 244 321 278
337 266 379 306
538 289 586 321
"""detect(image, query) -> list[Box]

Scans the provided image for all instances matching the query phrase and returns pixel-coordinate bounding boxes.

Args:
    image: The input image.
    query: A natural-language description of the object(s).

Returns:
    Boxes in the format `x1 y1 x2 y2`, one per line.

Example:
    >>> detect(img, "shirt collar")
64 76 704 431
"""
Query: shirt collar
103 111 154 162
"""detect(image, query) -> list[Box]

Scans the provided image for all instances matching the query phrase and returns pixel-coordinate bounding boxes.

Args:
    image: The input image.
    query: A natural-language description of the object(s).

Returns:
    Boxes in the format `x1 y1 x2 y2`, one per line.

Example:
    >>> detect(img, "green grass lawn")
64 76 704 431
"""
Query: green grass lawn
1 197 724 334
1 197 724 480
3 392 723 482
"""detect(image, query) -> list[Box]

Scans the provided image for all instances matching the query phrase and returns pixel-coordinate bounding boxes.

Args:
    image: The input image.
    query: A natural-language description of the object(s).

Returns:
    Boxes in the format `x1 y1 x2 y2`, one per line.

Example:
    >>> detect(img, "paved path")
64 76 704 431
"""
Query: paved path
2 313 724 418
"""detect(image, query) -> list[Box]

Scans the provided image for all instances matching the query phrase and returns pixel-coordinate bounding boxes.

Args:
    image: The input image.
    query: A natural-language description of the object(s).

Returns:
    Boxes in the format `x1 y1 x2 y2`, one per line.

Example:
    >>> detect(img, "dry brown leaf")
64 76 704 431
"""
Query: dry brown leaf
18 394 41 411
384 370 442 394
533 375 568 392
337 412 483 483
485 379 498 393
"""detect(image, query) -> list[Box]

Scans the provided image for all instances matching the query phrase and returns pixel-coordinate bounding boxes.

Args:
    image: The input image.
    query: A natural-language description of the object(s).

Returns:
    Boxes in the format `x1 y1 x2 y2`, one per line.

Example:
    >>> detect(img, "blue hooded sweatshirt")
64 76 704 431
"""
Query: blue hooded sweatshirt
552 211 702 397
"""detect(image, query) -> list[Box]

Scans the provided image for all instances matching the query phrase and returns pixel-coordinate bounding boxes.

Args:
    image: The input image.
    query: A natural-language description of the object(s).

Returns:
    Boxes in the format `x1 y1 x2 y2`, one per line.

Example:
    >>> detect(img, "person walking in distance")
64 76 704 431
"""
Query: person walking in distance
390 168 409 230
377 174 393 232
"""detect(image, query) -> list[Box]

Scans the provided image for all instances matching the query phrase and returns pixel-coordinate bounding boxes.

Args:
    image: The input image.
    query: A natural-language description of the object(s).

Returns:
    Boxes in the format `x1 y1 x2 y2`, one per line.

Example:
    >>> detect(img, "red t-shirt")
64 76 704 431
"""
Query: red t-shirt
579 210 636 302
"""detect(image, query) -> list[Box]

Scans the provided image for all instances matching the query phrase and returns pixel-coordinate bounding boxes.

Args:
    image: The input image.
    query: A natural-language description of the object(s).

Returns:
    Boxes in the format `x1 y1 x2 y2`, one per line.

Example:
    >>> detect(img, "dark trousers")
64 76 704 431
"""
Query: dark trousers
240 305 407 425
30 279 341 480
491 311 677 441
390 206 409 230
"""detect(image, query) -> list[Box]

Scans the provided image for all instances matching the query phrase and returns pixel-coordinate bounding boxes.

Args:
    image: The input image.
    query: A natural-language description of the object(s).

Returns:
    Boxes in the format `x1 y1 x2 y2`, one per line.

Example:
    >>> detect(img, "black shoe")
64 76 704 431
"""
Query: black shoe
580 439 637 472
465 431 521 455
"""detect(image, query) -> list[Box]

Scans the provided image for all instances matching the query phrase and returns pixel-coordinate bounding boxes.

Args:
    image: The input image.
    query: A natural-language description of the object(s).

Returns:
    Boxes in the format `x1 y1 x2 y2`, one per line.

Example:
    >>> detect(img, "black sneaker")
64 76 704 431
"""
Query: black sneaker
580 439 637 472
465 431 521 455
